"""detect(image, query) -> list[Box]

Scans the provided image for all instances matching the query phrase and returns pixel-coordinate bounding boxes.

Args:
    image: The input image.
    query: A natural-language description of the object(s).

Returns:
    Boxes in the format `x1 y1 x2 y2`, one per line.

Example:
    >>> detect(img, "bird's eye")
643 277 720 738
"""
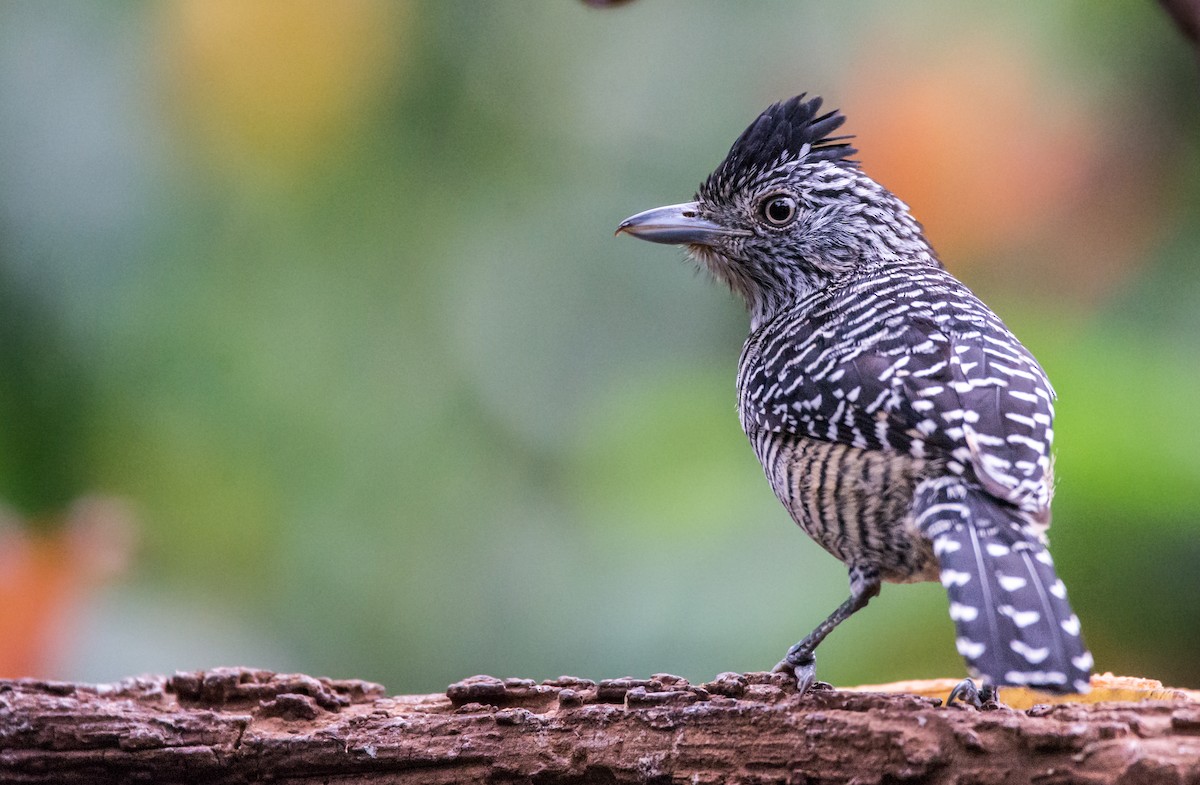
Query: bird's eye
759 194 798 227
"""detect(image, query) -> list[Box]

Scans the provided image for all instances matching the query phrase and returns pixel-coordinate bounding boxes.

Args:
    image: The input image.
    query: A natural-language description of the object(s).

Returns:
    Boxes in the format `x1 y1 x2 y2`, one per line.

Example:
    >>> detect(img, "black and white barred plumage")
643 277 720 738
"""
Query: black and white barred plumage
618 94 1091 695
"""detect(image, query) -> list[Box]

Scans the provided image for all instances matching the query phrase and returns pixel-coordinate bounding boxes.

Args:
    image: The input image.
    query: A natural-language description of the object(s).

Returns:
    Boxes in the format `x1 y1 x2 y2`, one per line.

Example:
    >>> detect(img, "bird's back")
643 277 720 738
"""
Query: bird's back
737 260 1056 581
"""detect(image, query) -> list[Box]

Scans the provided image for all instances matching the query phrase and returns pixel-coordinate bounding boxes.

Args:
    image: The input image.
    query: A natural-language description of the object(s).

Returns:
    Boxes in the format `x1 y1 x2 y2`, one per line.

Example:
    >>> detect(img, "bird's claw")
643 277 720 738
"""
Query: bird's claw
946 678 997 708
773 652 821 695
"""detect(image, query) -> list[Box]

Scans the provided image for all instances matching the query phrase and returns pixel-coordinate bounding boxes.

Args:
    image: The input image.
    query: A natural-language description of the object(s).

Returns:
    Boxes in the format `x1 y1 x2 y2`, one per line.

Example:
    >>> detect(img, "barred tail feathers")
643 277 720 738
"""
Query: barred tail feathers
914 479 1091 694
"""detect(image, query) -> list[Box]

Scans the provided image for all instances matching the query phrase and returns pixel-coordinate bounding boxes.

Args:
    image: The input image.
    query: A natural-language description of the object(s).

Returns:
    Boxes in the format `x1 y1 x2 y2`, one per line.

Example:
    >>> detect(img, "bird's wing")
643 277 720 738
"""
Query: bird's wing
739 312 1055 518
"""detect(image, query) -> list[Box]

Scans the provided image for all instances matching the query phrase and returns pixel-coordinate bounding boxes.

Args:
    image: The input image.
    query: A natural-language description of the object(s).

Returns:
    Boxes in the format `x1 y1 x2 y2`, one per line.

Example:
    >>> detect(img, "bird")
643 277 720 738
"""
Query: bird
615 94 1092 700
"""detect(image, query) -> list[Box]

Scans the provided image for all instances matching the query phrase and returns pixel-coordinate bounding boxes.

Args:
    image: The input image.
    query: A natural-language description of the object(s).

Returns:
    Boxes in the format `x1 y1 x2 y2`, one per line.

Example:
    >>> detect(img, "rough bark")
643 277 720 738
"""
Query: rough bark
1 668 1199 784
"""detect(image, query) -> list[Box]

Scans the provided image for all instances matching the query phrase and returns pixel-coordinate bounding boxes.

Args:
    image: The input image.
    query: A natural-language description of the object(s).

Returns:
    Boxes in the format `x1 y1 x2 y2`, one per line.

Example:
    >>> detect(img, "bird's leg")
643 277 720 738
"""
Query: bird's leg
774 565 881 694
947 679 997 708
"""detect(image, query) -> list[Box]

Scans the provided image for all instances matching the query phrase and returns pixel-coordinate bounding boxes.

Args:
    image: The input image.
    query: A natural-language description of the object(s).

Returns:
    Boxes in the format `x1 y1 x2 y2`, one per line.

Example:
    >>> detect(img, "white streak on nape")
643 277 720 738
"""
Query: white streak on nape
997 574 1028 592
1010 640 1050 664
956 637 986 659
1061 615 1081 636
940 569 972 587
949 602 979 622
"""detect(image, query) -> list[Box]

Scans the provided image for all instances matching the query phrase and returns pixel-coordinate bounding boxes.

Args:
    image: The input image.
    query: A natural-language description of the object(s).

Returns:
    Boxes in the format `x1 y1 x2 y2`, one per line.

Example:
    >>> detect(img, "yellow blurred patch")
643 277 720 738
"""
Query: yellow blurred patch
847 673 1198 709
158 0 406 179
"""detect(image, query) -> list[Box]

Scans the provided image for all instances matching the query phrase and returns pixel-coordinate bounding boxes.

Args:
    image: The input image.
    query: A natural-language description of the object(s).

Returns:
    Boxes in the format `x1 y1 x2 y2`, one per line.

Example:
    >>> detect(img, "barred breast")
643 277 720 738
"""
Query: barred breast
750 430 942 584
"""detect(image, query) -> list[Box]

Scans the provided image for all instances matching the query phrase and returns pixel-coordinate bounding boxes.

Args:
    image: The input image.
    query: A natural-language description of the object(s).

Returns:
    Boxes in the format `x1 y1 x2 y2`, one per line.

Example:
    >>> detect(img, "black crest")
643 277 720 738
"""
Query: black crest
702 94 856 196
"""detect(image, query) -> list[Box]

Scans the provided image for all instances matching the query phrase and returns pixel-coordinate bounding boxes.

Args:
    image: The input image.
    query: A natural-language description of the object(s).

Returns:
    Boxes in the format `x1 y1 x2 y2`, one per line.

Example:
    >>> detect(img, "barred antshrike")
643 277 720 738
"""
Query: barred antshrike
616 94 1092 700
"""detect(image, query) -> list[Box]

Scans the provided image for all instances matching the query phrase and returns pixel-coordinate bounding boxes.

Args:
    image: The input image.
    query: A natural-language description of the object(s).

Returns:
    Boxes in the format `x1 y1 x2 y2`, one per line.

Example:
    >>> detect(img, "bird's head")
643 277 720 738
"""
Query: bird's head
617 94 935 327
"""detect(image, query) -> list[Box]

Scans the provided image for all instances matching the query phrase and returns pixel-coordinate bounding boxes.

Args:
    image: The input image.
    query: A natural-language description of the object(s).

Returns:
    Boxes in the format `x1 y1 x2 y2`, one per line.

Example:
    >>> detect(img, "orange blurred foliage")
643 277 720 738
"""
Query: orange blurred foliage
0 499 135 678
844 34 1169 306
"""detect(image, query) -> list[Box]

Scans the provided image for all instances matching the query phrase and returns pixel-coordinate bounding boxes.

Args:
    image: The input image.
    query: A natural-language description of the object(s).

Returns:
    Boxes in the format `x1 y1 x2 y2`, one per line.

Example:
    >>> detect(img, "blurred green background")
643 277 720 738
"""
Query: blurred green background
0 1 1197 693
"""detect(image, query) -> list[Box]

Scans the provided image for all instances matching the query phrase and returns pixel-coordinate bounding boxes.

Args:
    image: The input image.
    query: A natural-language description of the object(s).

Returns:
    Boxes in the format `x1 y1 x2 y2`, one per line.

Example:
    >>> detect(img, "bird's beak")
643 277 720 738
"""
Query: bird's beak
615 202 740 246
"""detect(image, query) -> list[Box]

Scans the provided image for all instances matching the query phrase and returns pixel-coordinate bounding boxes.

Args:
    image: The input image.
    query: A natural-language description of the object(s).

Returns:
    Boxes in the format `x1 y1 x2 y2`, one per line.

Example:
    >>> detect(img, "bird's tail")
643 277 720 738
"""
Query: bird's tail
913 478 1092 694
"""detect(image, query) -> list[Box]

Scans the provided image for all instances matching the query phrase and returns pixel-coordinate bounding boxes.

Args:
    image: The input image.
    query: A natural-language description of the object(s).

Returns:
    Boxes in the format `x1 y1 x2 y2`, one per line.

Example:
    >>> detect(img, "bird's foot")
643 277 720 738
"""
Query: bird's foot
772 652 828 695
946 678 997 708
